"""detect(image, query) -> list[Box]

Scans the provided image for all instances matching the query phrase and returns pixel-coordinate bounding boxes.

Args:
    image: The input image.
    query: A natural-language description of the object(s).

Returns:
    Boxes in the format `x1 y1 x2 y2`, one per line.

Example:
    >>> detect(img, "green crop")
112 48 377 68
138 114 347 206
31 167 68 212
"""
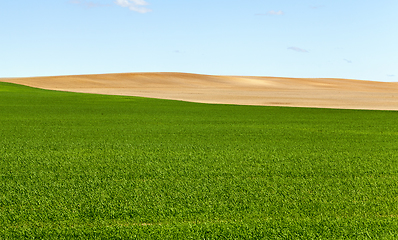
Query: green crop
1 82 398 239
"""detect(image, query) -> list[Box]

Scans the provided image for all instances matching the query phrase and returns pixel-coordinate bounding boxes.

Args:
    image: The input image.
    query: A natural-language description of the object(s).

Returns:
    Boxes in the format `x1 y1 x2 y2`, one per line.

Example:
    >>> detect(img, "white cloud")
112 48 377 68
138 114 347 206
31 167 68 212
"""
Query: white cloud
344 59 352 63
288 47 309 53
267 10 284 15
115 0 152 13
387 74 395 77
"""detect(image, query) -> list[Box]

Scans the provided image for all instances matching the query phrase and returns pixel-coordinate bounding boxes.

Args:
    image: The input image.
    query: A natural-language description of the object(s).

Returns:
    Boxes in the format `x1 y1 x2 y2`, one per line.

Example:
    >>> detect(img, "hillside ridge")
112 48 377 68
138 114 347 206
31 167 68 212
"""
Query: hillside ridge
2 72 398 110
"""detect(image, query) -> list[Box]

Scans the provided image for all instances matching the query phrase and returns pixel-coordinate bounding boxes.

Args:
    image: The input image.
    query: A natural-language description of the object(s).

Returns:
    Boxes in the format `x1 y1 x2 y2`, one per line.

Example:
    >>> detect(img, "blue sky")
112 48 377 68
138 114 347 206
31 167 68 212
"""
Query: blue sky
1 0 397 81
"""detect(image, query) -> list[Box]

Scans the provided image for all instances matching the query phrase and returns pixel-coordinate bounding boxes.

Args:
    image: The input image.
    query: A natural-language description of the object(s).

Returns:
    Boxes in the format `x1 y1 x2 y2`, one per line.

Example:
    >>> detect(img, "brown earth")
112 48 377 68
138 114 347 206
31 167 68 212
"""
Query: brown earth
1 72 398 110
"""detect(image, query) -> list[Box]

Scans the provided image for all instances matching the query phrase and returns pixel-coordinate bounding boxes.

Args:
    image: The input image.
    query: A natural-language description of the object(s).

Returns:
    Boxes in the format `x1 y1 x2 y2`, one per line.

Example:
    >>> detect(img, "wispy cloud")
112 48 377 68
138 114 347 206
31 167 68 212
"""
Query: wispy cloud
344 59 352 63
288 47 308 53
387 74 395 77
115 0 152 13
310 5 325 9
255 11 284 16
266 10 284 15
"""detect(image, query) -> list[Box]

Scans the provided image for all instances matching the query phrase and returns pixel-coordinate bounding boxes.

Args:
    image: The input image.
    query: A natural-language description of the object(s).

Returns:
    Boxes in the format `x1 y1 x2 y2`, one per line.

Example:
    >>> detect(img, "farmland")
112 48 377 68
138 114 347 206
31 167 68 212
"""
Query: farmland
1 81 398 239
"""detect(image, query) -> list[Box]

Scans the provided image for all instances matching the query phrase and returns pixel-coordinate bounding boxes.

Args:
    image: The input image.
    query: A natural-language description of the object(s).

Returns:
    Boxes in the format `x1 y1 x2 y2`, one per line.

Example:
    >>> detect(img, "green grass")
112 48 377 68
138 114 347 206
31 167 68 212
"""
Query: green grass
1 81 398 239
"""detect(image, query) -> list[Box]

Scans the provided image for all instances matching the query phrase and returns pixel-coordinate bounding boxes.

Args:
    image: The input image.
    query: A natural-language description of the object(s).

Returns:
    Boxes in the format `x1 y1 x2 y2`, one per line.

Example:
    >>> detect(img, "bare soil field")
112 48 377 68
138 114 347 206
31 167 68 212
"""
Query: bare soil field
2 72 398 110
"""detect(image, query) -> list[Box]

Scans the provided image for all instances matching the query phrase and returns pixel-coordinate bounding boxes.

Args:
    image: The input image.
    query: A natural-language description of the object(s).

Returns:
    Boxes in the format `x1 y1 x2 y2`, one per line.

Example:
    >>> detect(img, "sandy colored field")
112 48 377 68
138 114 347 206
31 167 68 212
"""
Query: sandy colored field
1 72 398 110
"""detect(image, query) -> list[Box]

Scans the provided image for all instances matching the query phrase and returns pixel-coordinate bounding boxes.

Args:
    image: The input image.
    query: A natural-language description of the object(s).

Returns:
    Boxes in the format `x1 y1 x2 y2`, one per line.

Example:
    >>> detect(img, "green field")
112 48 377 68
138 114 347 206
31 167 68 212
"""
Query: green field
1 82 398 239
